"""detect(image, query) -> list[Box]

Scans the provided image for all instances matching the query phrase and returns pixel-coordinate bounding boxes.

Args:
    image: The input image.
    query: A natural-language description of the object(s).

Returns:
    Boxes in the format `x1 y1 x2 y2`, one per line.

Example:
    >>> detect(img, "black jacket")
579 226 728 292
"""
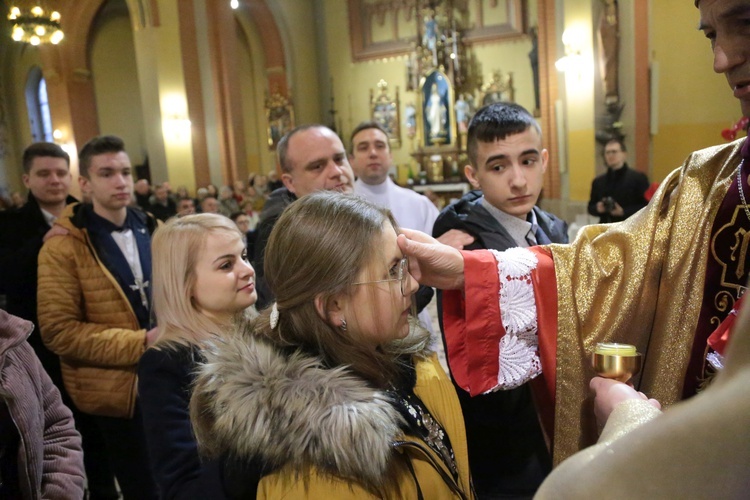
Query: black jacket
433 190 568 499
149 199 177 222
252 187 296 310
138 345 226 500
0 193 77 382
433 190 568 251
587 163 649 223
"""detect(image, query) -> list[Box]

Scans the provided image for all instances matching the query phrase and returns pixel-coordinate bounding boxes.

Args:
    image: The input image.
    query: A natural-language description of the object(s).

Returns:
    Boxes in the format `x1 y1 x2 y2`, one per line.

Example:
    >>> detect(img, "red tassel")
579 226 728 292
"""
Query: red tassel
722 116 750 141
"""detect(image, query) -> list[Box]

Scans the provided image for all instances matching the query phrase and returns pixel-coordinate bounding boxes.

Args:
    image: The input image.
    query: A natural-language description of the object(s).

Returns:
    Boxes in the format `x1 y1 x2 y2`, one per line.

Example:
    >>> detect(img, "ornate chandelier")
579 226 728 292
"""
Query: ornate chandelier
8 4 64 45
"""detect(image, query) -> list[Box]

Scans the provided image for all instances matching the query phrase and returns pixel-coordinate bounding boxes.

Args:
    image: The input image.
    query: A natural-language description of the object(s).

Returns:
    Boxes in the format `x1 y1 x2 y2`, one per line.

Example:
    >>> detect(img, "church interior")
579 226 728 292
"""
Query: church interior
0 0 741 221
1 2 749 498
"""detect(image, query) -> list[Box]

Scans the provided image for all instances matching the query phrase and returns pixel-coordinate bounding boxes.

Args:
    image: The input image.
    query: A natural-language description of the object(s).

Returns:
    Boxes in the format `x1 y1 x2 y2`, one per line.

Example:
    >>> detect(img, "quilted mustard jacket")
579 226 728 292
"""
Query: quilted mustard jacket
37 203 155 418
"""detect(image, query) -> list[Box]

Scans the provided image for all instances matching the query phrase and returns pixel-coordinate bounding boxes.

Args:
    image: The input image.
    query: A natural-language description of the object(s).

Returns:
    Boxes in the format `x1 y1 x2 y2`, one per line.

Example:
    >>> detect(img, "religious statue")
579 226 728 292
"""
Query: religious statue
598 0 620 104
423 13 438 66
455 94 470 133
420 69 454 147
427 83 447 139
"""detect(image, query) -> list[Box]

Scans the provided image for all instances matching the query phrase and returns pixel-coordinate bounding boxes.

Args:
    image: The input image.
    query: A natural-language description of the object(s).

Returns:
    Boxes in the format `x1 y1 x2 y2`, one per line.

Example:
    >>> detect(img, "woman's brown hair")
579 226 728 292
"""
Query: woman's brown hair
257 191 428 388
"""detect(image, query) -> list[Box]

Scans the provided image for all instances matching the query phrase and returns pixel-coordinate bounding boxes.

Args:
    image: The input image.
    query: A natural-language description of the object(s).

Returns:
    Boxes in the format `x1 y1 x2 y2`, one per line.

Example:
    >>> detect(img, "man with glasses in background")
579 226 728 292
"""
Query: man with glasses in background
588 138 649 223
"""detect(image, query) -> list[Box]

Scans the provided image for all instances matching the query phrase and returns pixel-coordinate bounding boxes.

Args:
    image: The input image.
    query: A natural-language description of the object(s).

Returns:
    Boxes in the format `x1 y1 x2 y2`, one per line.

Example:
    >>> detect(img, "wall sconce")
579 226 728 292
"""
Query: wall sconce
555 28 585 74
161 94 192 143
50 128 77 163
163 115 192 142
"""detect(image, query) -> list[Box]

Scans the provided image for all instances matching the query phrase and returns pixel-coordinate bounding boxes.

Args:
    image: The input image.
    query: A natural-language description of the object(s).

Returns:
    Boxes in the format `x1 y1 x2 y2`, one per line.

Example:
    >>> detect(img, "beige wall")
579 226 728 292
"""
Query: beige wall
236 16 277 176
91 13 147 167
559 0 596 202
650 0 738 182
274 0 322 125
149 0 194 189
322 0 405 153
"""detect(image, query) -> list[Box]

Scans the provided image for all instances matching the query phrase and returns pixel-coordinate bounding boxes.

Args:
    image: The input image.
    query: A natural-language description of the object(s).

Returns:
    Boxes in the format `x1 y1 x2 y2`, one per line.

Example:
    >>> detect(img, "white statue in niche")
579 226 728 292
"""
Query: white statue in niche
426 83 447 138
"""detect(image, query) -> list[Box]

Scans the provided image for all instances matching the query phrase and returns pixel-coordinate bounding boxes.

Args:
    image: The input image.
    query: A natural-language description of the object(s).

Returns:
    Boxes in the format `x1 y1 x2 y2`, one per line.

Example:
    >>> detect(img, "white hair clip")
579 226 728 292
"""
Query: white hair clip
270 302 280 329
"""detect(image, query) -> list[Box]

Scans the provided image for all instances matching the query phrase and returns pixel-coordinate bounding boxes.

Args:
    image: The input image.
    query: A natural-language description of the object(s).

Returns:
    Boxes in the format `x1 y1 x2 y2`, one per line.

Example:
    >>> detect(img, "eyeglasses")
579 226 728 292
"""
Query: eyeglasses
352 257 410 296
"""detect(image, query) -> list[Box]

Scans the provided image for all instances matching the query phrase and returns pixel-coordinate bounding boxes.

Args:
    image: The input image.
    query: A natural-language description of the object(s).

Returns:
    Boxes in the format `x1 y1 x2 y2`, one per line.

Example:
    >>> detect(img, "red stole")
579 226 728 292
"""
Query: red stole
687 139 750 396
442 248 558 445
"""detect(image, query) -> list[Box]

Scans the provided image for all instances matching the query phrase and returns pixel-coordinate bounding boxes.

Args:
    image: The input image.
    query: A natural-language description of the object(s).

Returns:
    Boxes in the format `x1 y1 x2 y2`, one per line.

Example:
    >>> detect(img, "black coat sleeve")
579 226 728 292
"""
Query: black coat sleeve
588 177 604 217
621 171 650 218
0 213 45 294
138 347 226 500
252 214 279 311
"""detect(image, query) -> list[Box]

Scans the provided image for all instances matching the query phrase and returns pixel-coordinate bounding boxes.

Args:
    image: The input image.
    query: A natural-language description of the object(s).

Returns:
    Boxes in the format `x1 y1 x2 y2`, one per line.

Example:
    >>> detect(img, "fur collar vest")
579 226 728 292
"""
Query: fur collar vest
192 328 431 488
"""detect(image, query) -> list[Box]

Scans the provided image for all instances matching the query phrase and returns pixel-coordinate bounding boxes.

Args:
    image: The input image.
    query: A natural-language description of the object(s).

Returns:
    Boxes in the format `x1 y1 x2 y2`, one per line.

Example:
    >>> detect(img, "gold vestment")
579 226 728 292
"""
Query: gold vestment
549 138 744 463
535 263 750 498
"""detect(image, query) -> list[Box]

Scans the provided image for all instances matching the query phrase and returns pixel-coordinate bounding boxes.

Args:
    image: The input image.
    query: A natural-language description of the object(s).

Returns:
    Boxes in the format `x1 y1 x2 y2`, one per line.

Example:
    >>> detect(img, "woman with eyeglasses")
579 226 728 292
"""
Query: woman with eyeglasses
190 192 473 499
138 213 257 499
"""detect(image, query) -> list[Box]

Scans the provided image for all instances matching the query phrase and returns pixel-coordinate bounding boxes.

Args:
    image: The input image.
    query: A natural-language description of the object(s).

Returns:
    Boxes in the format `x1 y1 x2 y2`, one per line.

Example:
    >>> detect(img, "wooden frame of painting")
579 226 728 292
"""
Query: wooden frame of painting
479 70 515 106
347 0 527 62
370 80 401 148
266 92 295 151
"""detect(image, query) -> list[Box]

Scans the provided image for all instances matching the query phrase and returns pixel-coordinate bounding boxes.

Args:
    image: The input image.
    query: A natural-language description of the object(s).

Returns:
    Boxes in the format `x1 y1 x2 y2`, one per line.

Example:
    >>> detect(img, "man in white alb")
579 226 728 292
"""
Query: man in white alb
350 121 473 331
350 121 439 234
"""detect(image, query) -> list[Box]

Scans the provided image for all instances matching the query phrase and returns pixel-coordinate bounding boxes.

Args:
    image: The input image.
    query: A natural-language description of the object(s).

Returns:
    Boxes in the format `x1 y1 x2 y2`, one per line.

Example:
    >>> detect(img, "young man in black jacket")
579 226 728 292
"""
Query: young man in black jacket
0 142 76 378
433 102 567 499
587 138 649 223
0 142 120 499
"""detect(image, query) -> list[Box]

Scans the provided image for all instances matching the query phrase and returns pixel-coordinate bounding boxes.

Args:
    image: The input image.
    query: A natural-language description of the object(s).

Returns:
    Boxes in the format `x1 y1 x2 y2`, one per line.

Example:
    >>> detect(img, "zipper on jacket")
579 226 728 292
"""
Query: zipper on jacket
393 439 468 500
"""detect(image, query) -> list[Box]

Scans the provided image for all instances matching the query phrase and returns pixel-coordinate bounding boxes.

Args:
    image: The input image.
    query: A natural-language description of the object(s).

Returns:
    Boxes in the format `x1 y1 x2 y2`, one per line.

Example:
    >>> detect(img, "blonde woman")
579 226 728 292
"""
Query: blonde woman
191 192 472 499
138 214 256 499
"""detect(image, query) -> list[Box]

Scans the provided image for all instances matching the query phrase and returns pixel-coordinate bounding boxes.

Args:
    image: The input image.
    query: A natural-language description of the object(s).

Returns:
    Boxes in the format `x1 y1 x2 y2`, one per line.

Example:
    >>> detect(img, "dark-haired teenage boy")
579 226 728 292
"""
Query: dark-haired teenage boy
433 102 567 499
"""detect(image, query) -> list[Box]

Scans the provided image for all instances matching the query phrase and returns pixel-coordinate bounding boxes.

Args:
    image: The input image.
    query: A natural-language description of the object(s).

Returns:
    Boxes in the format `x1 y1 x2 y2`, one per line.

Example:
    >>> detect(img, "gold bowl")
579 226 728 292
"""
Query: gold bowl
592 352 642 383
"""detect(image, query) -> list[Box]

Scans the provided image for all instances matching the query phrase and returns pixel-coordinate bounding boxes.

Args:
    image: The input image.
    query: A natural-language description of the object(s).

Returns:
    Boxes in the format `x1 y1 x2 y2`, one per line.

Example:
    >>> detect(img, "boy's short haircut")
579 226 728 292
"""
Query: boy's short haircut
22 142 70 174
466 102 541 167
78 135 126 178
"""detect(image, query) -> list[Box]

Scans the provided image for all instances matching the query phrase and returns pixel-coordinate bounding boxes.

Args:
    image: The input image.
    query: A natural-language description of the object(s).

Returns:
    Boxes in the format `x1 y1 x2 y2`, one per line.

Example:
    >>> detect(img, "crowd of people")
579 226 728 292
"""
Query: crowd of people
0 0 748 498
128 173 278 225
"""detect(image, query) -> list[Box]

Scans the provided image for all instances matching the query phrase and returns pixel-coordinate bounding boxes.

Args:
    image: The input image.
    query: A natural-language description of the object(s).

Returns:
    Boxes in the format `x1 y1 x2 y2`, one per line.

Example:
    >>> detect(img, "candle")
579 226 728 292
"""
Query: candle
595 342 637 356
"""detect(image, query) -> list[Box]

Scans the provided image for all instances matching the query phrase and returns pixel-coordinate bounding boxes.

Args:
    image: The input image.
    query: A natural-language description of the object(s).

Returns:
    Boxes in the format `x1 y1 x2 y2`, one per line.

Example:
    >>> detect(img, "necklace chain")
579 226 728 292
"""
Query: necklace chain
737 160 750 222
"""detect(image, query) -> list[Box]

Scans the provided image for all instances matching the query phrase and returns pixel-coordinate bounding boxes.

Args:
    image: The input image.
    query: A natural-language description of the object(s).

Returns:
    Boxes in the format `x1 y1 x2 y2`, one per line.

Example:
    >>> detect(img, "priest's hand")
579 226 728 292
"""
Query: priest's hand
398 228 464 290
590 377 661 429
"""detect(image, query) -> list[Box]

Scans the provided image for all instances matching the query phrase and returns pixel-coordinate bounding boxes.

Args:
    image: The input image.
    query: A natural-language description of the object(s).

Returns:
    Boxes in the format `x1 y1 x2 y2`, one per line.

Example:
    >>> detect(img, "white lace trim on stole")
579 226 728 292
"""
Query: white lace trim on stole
486 248 542 392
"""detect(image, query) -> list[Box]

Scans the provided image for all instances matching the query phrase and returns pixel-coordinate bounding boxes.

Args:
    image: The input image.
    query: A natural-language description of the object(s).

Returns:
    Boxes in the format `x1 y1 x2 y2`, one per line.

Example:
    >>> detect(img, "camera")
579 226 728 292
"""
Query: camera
602 197 616 213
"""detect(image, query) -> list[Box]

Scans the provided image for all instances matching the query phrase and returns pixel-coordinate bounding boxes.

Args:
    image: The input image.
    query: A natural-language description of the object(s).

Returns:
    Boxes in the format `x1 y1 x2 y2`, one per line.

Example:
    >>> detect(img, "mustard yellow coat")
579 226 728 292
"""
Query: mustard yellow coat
37 203 152 418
